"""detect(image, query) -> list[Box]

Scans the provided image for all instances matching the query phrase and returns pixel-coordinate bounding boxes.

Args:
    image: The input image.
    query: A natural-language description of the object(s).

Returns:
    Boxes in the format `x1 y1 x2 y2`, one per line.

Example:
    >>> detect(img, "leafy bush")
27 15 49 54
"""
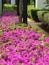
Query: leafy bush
3 4 16 12
43 12 49 24
31 9 40 21
27 5 40 21
37 11 45 22
27 5 33 18
37 11 49 24
27 5 49 22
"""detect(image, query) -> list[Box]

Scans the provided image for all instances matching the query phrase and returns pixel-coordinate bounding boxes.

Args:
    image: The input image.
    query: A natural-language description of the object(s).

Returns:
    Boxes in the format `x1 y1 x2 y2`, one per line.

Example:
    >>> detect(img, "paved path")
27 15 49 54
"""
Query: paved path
27 18 49 36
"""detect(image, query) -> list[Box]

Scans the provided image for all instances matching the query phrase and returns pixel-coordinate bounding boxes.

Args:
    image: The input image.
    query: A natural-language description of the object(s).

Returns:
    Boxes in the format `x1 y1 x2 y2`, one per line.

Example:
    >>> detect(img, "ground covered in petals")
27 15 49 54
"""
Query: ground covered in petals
0 27 49 65
0 12 49 65
0 11 19 30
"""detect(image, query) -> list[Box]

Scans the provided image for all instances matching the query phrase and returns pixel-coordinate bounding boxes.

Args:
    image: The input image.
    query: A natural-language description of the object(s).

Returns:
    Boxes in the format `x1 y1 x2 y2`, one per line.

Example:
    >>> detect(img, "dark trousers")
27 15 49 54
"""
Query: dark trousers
16 0 19 15
16 0 27 23
23 0 27 23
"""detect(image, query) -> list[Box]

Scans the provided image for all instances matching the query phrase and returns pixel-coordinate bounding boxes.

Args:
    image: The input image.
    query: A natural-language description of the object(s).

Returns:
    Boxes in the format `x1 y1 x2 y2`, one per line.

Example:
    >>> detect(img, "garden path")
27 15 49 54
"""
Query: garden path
28 18 49 36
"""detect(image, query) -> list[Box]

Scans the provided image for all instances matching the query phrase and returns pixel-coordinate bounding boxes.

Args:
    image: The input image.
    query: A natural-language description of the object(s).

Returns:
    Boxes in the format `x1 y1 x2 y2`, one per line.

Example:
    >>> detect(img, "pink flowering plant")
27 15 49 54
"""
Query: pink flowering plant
0 11 19 30
0 11 49 65
0 27 49 65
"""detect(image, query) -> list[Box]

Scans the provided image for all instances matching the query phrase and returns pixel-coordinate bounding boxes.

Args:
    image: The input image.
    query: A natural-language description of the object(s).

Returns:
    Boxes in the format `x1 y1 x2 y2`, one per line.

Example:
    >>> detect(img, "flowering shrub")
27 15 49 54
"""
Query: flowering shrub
0 11 19 30
0 11 49 65
0 27 49 65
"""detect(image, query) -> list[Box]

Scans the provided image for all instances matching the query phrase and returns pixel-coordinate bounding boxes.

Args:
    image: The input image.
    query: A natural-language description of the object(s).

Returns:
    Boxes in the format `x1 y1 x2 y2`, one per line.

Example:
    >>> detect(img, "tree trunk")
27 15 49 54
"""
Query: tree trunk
19 0 23 23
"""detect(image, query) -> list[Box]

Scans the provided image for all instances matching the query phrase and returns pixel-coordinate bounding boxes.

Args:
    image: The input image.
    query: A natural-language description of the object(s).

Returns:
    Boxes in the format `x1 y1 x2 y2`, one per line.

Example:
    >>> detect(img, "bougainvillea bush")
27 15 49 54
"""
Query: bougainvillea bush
0 11 49 65
0 26 49 65
0 11 19 30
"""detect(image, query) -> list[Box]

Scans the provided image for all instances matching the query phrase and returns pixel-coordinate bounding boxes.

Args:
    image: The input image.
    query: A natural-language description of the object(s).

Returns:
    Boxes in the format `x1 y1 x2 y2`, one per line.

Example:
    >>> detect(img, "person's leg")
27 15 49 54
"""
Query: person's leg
17 0 19 15
9 0 11 4
2 0 4 12
23 0 27 23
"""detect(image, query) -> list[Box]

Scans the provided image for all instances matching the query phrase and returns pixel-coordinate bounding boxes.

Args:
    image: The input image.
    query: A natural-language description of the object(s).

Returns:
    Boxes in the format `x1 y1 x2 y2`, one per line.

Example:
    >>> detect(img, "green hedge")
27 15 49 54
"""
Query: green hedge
27 5 40 21
27 5 49 24
31 9 40 21
37 11 45 22
44 12 49 24
3 4 17 12
37 11 49 24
